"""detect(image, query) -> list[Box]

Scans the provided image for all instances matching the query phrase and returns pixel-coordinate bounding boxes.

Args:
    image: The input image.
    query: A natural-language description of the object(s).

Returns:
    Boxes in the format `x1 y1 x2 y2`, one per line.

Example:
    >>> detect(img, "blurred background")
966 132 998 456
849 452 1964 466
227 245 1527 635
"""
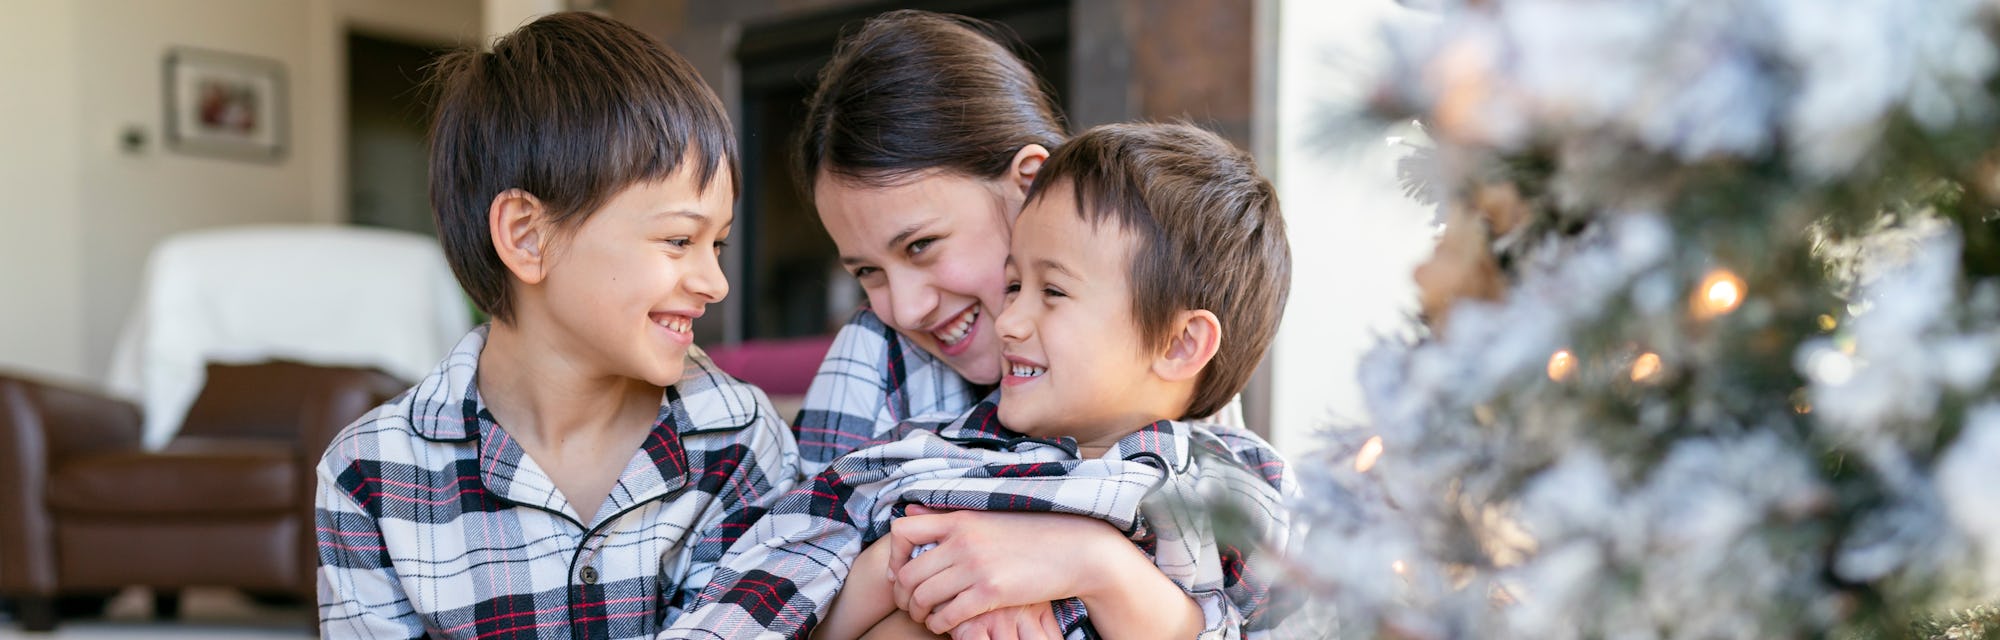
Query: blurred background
0 0 1438 453
0 1 1429 633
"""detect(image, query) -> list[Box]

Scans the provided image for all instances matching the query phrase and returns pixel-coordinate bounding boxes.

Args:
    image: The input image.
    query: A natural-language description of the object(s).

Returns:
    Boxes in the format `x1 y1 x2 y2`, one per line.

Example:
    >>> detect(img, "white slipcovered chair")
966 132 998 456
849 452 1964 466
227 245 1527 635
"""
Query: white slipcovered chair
107 224 470 448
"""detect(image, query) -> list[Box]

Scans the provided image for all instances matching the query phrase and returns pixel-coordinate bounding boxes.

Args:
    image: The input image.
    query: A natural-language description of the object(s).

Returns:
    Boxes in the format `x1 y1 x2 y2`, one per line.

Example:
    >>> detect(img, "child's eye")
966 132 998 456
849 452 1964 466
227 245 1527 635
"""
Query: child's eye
713 240 729 256
1043 287 1066 299
1005 281 1021 296
852 266 880 280
907 237 937 257
662 237 693 249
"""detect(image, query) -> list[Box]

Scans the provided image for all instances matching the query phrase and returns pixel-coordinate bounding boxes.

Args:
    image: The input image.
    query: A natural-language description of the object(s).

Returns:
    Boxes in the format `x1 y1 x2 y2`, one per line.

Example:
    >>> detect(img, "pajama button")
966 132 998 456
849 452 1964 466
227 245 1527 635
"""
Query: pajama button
580 566 599 584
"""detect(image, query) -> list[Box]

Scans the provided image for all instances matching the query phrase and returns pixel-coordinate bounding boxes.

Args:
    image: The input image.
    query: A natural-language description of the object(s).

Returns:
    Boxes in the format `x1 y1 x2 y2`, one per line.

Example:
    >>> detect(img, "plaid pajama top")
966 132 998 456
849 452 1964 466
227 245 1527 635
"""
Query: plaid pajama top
793 309 1284 495
793 309 984 474
315 327 802 639
663 398 1293 640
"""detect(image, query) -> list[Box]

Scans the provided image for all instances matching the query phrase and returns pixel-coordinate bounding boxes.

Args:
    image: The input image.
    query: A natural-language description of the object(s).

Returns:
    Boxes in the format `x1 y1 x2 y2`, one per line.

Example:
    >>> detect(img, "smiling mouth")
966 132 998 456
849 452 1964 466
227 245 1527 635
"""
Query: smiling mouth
1008 362 1046 378
652 314 693 334
931 306 978 347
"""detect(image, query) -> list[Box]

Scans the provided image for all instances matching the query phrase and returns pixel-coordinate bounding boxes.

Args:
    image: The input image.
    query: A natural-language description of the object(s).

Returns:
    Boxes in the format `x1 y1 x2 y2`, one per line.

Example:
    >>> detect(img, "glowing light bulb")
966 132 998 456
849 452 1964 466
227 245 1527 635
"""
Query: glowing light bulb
1693 269 1747 319
1630 352 1662 382
1817 314 1838 332
1548 349 1577 382
1355 436 1385 473
1392 560 1409 576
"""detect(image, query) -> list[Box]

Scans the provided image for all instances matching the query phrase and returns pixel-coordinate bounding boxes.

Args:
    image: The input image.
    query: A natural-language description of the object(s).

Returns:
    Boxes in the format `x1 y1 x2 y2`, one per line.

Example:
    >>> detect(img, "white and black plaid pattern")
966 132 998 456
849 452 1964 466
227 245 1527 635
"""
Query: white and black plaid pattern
663 396 1294 640
315 327 802 639
793 309 984 475
791 309 1284 493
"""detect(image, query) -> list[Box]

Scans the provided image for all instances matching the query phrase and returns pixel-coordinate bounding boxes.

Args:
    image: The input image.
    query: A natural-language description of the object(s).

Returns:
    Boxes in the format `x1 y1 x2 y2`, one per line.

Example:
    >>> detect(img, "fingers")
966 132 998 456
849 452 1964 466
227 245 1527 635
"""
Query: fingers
888 512 953 583
1036 605 1061 639
992 618 1020 640
946 612 1003 640
894 537 956 602
887 523 915 581
907 566 977 626
1010 609 1041 640
926 584 1001 634
891 568 916 614
948 621 987 640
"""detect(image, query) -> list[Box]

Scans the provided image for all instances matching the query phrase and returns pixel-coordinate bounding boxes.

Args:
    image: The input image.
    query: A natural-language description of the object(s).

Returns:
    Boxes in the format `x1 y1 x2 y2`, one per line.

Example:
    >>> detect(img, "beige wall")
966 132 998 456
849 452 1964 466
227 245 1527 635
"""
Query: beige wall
74 0 320 381
0 2 87 384
0 0 481 385
483 0 564 43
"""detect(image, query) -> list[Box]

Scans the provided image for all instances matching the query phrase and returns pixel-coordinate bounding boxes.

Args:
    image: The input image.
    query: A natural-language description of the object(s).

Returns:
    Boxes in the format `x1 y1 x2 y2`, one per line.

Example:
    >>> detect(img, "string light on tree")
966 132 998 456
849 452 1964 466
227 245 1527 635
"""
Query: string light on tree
1355 436 1385 473
1631 352 1663 382
1548 349 1578 381
1693 268 1747 319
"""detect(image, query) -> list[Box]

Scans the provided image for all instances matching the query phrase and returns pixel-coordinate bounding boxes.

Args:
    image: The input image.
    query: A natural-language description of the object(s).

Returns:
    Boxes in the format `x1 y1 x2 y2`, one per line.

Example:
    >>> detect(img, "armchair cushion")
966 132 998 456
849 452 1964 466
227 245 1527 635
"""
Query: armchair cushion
48 438 294 516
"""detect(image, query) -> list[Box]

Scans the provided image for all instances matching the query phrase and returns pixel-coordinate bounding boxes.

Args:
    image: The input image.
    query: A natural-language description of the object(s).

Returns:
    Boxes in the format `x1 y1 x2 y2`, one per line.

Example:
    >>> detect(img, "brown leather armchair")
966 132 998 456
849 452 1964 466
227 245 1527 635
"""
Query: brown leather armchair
0 361 404 631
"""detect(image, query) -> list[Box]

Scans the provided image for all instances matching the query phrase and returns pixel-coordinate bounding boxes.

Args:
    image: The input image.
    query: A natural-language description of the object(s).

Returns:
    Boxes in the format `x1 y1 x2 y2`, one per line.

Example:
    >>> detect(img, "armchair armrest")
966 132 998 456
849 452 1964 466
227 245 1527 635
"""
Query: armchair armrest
289 365 406 599
0 373 143 595
295 366 407 464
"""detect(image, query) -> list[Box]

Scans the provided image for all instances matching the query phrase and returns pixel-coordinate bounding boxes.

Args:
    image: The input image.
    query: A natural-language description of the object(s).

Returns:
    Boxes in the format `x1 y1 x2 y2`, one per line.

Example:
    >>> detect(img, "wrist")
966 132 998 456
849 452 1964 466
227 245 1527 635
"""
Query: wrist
1075 537 1150 602
1072 539 1205 640
1071 524 1138 599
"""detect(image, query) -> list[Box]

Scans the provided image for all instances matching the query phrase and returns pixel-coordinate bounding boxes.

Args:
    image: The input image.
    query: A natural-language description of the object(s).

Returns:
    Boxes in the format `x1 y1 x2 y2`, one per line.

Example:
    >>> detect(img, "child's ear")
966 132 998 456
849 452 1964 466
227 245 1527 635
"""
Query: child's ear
489 188 550 285
1153 309 1222 383
1008 143 1050 196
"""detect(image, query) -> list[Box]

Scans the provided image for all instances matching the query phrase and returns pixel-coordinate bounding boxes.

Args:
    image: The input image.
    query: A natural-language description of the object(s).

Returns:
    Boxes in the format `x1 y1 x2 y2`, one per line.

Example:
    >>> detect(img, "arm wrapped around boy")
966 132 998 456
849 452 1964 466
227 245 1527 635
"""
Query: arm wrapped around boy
660 398 1292 639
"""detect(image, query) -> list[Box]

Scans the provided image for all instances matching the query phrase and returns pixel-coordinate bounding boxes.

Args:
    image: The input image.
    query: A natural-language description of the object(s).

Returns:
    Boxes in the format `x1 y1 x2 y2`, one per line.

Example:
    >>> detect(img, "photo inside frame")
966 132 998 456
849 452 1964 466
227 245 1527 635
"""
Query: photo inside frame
165 48 285 159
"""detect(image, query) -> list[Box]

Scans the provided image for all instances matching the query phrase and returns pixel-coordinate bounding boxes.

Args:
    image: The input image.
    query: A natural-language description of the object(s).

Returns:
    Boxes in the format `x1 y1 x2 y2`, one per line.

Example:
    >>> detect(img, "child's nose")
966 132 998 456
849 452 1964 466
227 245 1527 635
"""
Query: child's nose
994 297 1030 343
685 249 728 302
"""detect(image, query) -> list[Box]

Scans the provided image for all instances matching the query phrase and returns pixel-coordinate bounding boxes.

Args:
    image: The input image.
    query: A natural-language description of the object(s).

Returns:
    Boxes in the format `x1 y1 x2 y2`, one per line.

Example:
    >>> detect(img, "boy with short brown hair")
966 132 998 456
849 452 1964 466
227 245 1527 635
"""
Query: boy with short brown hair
314 13 799 639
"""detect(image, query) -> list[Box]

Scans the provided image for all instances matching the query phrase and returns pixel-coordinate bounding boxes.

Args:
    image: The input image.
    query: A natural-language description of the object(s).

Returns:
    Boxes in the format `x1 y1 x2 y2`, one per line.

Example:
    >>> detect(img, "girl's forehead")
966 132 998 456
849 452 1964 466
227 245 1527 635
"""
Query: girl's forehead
818 174 1003 235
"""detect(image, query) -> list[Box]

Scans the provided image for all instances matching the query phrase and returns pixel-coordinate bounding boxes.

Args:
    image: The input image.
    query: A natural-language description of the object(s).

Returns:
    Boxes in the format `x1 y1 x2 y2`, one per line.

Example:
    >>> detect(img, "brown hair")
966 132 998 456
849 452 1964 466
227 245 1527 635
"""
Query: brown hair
796 9 1065 198
1027 123 1291 420
426 11 738 322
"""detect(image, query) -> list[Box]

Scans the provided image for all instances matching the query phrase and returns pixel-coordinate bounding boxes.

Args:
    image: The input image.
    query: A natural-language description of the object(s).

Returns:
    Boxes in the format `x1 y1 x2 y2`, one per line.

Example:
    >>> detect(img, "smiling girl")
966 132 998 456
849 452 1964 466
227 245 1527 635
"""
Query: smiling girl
787 10 1291 639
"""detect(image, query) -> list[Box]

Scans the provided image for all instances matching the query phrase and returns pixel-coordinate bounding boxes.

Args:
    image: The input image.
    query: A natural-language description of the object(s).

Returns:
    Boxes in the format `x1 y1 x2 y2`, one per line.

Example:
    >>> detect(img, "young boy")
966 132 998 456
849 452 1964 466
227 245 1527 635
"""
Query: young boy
313 13 799 639
662 122 1293 639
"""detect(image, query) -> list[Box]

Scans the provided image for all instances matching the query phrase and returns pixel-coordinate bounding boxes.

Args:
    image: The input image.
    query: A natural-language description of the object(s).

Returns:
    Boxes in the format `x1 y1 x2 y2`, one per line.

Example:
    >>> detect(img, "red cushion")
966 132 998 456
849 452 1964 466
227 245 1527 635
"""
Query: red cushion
704 335 836 396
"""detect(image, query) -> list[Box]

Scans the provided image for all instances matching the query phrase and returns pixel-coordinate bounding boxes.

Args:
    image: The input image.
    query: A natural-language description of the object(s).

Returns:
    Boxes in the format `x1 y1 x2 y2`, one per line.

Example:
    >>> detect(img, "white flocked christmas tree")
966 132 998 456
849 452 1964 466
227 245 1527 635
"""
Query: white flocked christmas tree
1288 0 2000 637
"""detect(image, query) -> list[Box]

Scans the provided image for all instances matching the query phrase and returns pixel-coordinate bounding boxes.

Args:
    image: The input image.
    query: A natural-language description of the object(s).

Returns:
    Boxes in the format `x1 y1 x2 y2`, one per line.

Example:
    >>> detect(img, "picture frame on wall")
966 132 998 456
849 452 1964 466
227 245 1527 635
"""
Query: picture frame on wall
163 47 286 161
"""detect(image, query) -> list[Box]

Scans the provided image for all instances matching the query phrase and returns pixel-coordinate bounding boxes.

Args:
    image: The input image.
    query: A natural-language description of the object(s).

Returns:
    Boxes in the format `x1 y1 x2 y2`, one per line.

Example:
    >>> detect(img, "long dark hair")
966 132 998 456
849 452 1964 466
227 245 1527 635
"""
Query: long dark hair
796 9 1066 198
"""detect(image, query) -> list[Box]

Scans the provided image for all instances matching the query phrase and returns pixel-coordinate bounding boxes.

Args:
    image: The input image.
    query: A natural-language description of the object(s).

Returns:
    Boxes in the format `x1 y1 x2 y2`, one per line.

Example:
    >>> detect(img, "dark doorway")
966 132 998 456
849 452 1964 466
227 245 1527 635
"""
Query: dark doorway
348 32 445 236
733 0 1073 341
